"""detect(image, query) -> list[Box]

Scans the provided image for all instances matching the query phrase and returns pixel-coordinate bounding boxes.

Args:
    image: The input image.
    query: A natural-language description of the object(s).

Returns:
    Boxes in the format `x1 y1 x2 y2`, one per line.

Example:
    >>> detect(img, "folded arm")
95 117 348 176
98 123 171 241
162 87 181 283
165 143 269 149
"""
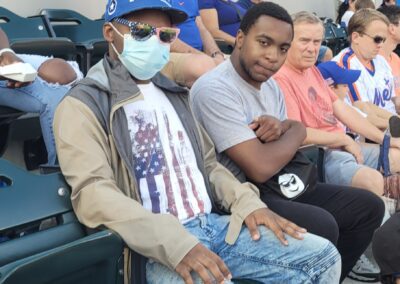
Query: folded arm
226 119 306 183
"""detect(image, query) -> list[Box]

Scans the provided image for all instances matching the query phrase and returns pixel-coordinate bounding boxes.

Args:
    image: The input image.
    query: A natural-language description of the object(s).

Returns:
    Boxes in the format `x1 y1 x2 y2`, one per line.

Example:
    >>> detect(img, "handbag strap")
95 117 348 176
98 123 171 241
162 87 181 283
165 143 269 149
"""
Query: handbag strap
377 134 391 177
219 0 244 20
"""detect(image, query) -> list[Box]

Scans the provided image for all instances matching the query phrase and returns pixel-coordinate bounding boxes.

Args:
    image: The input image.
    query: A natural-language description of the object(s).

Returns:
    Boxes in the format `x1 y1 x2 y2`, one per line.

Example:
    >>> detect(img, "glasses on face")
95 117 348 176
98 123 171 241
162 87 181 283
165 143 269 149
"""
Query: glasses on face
113 17 180 44
361 32 386 44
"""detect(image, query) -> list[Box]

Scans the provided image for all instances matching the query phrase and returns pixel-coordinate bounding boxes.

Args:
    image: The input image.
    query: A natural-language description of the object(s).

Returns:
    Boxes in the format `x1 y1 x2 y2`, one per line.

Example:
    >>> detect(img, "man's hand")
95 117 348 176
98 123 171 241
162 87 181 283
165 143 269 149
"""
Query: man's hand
392 96 400 115
175 243 232 284
390 137 400 150
249 115 285 143
0 50 31 88
244 208 307 246
342 136 364 164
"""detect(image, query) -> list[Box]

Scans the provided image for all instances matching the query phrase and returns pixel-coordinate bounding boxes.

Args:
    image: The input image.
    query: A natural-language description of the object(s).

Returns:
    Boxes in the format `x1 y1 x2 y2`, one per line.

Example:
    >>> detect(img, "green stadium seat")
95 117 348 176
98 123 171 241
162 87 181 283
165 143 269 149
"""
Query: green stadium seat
0 7 77 61
40 9 107 74
0 159 124 284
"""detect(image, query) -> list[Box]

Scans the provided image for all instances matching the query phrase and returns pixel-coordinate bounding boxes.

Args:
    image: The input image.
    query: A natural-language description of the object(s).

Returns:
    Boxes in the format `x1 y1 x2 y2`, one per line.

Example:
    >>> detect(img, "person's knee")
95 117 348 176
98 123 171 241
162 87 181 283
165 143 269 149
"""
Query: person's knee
389 148 400 172
314 211 339 245
37 58 77 85
352 168 384 196
182 54 216 87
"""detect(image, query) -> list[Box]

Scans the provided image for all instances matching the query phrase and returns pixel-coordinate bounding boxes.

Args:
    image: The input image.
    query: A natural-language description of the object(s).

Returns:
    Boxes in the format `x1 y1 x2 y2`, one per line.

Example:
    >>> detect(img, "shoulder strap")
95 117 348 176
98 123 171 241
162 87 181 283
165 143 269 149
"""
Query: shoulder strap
219 0 244 20
377 134 391 177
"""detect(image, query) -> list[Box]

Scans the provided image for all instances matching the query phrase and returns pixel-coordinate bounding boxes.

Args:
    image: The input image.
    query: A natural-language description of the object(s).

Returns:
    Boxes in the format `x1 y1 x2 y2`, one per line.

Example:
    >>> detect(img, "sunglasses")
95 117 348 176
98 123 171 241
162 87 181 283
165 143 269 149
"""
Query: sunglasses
361 32 386 44
113 18 180 44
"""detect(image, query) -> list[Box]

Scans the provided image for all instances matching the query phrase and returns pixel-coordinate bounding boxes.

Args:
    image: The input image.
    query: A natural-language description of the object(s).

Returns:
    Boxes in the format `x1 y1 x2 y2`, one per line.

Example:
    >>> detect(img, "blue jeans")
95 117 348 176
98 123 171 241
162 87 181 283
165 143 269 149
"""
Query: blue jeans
0 54 82 165
146 213 341 283
0 79 69 165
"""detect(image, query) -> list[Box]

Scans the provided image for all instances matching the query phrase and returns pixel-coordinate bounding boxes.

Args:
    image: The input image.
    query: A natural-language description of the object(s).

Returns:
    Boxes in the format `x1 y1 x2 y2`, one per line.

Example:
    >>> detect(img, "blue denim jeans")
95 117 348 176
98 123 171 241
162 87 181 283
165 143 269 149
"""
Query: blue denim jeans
0 54 82 165
146 213 341 284
0 79 70 165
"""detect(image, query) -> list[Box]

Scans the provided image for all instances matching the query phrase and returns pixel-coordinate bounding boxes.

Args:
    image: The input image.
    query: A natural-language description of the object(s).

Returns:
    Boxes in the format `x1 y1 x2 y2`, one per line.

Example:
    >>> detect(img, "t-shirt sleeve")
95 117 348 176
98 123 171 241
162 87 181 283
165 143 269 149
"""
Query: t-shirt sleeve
327 84 339 104
190 80 257 154
276 84 288 120
198 0 216 10
274 75 302 122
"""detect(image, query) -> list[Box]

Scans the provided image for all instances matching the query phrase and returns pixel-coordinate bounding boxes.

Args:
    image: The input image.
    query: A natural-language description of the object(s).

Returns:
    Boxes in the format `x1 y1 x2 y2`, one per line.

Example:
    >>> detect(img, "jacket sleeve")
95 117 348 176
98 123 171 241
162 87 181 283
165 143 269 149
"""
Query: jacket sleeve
197 124 267 245
54 97 198 270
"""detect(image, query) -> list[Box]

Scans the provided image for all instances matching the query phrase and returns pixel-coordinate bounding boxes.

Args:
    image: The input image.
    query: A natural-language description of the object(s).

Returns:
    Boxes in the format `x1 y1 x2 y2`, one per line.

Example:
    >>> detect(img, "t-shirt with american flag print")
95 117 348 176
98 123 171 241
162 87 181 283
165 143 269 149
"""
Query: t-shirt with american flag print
123 82 212 223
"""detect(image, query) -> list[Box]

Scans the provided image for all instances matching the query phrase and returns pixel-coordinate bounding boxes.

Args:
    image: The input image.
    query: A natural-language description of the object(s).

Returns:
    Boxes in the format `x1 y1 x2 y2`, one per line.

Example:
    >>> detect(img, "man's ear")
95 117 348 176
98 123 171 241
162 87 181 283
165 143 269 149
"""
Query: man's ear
236 30 245 49
103 23 115 43
388 23 396 36
351 31 360 45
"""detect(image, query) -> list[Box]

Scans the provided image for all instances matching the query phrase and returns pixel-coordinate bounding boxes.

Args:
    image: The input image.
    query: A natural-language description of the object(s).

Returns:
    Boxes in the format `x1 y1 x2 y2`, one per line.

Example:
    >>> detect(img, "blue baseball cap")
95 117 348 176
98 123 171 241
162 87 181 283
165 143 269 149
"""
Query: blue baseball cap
105 0 188 24
317 61 361 85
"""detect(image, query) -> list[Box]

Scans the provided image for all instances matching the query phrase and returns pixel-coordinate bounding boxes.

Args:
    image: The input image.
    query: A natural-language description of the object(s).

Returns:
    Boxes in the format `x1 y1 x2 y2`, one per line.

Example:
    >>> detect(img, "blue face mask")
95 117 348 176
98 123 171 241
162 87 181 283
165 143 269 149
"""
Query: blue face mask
111 24 170 80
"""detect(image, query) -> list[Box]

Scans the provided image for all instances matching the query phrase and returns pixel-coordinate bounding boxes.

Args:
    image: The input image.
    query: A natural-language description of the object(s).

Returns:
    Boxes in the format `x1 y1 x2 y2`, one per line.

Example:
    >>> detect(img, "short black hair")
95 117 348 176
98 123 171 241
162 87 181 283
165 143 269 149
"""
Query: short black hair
377 5 400 25
239 2 293 35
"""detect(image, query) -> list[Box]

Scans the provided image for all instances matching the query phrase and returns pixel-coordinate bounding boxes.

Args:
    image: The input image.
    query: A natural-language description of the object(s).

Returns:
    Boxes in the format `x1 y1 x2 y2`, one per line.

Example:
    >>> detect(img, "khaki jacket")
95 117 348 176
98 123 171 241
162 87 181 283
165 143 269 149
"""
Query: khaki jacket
53 56 266 276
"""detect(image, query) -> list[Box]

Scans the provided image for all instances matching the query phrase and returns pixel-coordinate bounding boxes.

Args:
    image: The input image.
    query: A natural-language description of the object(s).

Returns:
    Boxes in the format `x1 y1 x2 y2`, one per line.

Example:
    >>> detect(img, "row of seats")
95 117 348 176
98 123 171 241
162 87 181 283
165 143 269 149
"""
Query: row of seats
0 7 107 75
0 6 350 76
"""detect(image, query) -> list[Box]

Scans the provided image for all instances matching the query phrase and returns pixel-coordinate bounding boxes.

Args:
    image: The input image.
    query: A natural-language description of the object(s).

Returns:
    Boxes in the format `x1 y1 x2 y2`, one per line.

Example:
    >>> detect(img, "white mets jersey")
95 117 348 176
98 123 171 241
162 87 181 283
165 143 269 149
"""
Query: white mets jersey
333 48 396 114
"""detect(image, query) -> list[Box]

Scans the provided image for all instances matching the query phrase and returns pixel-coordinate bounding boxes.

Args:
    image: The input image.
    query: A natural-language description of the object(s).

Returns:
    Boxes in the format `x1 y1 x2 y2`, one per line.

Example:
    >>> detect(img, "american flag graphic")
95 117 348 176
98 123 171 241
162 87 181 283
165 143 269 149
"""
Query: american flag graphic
129 110 205 220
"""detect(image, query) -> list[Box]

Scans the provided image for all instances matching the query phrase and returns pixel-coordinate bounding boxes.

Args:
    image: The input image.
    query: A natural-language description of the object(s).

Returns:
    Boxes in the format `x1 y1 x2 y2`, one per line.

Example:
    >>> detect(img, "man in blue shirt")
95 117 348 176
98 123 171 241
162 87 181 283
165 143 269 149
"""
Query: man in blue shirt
161 0 225 87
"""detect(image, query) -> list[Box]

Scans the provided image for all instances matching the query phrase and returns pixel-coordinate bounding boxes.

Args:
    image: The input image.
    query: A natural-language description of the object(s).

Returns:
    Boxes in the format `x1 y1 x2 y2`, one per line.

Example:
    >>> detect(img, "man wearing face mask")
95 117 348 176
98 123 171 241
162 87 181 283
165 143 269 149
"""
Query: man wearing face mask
53 0 342 283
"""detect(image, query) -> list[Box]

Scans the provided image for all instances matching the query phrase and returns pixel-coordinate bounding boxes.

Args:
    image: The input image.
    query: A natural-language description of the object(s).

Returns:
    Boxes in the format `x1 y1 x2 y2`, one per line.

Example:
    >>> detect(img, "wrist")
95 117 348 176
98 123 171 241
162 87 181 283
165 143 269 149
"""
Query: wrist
0 48 15 58
210 50 224 59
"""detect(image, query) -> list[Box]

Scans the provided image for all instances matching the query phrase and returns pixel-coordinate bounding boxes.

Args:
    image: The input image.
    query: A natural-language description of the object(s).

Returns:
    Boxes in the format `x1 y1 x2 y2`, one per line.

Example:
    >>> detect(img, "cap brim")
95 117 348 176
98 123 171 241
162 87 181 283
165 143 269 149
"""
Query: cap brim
337 69 361 85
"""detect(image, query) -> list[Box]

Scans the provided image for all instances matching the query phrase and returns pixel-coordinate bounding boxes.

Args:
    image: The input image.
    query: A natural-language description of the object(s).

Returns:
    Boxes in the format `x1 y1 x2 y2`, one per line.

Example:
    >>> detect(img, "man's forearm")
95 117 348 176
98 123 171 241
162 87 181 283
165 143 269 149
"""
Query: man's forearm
336 100 385 144
170 38 203 54
196 16 222 56
304 128 348 148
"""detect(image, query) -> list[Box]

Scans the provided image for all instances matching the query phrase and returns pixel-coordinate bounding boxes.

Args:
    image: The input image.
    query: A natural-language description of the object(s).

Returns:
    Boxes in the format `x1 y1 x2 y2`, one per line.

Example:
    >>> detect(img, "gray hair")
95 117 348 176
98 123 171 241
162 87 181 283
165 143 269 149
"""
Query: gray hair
291 11 324 27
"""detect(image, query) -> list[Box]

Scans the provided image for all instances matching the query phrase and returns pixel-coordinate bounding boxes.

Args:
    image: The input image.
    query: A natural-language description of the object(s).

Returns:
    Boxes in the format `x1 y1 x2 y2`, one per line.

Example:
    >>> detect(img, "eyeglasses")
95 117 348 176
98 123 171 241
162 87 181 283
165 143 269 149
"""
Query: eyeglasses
361 32 386 44
113 18 180 44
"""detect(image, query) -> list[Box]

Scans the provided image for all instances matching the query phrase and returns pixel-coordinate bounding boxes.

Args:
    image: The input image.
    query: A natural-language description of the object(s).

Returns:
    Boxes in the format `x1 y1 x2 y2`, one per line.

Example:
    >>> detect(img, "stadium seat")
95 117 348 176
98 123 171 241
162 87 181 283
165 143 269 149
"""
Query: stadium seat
0 106 24 157
0 159 125 284
0 7 77 61
40 9 107 74
323 18 349 56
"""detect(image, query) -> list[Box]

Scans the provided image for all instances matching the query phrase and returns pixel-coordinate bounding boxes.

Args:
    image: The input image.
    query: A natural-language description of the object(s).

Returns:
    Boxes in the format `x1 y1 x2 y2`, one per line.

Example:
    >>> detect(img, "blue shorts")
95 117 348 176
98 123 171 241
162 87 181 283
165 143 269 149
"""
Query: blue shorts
324 143 380 186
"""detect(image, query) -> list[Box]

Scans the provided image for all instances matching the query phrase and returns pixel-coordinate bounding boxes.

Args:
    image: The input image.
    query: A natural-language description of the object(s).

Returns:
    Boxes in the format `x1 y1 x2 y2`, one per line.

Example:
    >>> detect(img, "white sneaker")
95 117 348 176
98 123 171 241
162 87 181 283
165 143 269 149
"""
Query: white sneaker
347 254 380 283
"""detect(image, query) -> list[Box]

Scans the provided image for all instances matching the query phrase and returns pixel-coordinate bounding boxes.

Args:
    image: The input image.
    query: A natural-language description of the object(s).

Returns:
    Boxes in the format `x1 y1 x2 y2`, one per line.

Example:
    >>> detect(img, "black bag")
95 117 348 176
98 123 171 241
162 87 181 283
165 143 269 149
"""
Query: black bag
254 150 318 200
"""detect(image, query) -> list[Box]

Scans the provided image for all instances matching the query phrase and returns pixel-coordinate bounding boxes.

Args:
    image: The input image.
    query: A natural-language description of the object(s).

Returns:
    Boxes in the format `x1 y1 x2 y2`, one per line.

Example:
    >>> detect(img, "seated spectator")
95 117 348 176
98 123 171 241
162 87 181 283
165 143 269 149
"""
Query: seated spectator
317 45 334 64
381 0 397 7
0 28 83 166
54 1 342 283
160 0 225 87
337 0 357 28
318 61 396 131
274 11 400 196
198 0 246 46
372 212 400 284
333 9 398 128
238 0 261 10
190 2 384 281
378 5 400 99
273 11 400 281
355 0 376 10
